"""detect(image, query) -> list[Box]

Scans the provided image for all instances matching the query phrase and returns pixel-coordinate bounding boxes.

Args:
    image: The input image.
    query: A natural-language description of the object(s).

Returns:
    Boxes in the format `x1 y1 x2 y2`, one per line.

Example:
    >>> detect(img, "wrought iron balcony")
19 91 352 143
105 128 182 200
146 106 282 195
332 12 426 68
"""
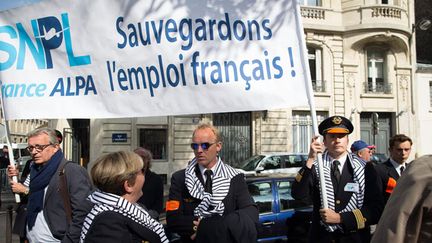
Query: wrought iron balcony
364 82 392 94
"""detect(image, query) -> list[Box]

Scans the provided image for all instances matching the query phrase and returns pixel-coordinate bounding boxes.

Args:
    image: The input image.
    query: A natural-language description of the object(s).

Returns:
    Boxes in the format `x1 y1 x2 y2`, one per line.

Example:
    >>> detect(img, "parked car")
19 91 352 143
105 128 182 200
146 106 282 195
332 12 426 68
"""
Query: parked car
0 143 31 167
246 173 312 242
239 153 308 175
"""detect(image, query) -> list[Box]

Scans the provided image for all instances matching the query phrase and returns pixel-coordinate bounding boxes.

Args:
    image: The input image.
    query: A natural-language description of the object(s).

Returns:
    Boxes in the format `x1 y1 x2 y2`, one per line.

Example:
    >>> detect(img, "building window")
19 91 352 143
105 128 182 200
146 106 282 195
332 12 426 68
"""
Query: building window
291 111 326 153
301 0 322 6
380 0 397 5
366 47 390 94
308 46 324 92
138 128 167 160
430 81 432 108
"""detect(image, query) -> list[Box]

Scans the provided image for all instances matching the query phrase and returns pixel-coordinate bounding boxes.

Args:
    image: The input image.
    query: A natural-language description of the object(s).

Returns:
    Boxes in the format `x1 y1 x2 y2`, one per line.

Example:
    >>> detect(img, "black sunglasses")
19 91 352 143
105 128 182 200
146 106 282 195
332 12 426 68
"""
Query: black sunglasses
190 142 216 151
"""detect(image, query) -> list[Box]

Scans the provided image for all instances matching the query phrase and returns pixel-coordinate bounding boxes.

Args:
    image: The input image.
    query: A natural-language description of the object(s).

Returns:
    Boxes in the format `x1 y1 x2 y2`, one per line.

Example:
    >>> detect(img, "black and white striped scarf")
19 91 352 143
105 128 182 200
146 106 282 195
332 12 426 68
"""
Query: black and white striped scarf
185 157 240 218
314 151 365 232
80 190 168 243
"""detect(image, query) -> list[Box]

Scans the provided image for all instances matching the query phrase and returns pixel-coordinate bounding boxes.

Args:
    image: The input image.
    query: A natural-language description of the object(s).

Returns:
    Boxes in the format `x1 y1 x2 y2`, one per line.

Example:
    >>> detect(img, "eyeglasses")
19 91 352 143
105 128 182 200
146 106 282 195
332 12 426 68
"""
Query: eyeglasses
26 144 52 153
190 142 215 151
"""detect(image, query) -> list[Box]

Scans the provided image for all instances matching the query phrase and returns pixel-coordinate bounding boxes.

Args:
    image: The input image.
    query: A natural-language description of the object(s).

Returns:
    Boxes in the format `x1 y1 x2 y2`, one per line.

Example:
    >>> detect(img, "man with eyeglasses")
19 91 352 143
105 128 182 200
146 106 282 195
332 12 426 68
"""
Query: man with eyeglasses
8 127 93 243
166 123 258 243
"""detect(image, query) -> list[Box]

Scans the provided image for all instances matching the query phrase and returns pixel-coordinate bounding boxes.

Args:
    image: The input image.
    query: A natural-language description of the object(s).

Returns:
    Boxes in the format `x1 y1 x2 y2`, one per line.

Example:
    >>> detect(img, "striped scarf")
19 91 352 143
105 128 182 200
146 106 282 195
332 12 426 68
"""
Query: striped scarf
314 151 365 232
185 157 240 218
80 190 168 243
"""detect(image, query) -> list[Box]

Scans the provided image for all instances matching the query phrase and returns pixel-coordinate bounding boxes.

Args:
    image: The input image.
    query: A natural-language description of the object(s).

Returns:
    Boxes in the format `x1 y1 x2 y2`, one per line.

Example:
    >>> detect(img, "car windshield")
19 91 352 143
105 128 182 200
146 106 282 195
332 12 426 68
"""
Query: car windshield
241 155 265 171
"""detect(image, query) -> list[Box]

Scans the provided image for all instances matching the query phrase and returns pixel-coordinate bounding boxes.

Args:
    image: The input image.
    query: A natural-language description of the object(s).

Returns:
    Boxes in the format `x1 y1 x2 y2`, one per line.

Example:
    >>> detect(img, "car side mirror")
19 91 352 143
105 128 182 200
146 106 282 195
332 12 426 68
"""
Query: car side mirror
256 166 264 172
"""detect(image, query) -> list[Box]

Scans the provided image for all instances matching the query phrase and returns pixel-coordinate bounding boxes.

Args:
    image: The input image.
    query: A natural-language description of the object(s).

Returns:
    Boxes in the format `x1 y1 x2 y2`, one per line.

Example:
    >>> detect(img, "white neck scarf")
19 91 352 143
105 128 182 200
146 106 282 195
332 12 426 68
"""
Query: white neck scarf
185 157 240 218
80 190 168 243
314 151 366 232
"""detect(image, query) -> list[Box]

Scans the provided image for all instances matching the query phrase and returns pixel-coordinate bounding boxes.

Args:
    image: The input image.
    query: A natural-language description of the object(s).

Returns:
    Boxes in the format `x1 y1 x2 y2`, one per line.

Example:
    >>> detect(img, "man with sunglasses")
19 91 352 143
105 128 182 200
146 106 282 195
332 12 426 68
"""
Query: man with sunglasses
8 127 93 243
166 124 258 243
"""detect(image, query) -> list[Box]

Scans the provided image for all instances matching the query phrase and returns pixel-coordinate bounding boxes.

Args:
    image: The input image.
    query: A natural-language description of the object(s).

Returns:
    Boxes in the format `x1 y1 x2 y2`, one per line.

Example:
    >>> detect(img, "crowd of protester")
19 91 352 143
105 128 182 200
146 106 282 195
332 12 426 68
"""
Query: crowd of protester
3 121 430 243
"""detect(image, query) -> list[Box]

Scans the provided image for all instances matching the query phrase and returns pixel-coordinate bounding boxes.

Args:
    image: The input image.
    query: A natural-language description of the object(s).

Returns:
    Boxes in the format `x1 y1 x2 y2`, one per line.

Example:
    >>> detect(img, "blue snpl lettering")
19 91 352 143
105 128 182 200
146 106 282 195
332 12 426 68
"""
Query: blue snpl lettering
17 22 46 70
61 13 91 66
0 26 18 71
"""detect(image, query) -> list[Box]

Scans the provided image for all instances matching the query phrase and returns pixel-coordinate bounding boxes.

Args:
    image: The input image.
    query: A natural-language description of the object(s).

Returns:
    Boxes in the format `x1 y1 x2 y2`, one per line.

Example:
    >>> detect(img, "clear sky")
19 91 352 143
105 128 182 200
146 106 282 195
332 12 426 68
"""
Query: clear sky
0 0 42 12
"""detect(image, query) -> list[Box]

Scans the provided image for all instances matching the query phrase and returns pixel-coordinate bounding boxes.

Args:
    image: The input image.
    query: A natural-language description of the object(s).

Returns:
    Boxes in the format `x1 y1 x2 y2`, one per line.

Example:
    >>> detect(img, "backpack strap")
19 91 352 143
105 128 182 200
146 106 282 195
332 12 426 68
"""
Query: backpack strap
59 161 72 224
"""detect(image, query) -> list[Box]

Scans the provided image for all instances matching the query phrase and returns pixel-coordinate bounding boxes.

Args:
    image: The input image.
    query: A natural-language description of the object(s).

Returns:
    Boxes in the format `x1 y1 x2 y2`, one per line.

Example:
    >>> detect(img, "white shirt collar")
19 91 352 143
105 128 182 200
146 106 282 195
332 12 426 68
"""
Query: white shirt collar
198 160 217 182
330 153 348 172
389 158 406 175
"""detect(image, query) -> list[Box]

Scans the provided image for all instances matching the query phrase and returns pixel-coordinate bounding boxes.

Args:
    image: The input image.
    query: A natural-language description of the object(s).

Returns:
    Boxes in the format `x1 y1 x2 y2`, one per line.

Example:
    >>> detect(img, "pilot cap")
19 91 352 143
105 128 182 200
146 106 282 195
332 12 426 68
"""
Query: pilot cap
318 116 354 135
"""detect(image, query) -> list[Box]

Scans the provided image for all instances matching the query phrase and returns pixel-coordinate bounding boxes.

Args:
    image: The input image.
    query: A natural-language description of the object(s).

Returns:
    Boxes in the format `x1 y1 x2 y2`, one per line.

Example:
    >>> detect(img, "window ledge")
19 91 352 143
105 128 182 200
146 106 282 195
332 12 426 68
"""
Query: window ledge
360 93 394 99
314 92 331 97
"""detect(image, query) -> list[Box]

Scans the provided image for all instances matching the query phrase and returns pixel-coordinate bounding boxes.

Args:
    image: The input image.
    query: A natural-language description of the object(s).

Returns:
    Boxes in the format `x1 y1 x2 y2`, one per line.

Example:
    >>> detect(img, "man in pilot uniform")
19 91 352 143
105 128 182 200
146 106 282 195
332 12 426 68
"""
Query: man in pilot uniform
166 124 258 243
292 116 383 243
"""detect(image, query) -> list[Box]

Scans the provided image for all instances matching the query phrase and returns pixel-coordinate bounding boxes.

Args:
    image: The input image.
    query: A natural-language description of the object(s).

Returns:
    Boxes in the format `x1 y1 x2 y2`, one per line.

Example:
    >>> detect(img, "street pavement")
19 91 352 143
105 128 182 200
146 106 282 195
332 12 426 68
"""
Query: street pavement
1 190 21 243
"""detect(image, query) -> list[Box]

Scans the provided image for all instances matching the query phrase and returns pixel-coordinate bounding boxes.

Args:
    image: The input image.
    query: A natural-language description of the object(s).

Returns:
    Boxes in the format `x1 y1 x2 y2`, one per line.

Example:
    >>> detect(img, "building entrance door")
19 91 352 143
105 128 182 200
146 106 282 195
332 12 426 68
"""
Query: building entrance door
360 112 392 156
213 112 251 168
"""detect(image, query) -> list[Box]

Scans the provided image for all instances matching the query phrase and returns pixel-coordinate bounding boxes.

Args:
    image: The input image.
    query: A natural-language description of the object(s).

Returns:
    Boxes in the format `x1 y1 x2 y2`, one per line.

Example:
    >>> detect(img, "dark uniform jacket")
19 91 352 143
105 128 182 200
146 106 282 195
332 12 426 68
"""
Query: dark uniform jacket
375 159 401 205
292 158 383 243
83 211 164 243
166 165 258 243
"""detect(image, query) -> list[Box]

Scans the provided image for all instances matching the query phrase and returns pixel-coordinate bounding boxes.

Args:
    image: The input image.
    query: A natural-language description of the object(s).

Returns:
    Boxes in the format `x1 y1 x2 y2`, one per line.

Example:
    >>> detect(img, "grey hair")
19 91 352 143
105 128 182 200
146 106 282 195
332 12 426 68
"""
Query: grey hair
27 127 59 145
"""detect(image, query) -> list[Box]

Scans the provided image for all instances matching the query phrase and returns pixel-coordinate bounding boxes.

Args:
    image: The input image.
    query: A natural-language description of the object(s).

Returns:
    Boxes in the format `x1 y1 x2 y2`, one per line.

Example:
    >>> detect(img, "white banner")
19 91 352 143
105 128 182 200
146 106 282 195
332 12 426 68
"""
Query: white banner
0 0 310 120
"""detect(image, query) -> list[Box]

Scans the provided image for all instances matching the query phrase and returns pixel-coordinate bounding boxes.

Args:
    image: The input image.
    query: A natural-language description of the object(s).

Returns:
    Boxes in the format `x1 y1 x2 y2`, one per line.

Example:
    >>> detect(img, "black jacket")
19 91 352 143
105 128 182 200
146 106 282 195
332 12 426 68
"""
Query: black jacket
375 159 401 205
83 211 164 243
292 159 383 243
166 166 258 243
138 169 164 214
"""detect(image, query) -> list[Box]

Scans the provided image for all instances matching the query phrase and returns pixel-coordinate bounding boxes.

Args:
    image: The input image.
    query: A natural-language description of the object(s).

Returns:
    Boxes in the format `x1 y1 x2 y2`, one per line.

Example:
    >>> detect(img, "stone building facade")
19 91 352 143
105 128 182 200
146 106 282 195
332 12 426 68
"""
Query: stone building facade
88 0 418 183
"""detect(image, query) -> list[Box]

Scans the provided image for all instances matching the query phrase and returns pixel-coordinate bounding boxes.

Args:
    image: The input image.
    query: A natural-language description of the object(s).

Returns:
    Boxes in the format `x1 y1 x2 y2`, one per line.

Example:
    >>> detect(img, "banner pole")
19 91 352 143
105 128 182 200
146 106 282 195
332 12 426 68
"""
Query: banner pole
294 2 328 209
0 82 21 203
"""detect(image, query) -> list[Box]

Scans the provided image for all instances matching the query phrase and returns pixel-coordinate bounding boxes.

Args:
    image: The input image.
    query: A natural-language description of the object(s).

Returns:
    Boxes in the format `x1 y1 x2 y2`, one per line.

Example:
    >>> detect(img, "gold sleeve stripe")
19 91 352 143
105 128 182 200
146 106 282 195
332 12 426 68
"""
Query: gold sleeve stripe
353 209 365 229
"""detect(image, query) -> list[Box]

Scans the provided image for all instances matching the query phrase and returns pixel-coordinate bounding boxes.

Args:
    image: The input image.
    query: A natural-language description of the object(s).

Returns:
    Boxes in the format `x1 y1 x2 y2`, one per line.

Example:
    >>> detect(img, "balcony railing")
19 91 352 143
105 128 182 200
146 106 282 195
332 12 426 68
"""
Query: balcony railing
364 82 392 94
312 80 326 92
371 6 401 19
301 7 325 20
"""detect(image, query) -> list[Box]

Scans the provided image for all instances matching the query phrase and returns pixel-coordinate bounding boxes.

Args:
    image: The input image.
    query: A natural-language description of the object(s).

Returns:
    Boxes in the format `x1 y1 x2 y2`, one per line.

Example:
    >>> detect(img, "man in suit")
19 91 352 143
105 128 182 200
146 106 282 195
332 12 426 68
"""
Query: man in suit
375 134 412 205
166 123 258 243
292 116 383 243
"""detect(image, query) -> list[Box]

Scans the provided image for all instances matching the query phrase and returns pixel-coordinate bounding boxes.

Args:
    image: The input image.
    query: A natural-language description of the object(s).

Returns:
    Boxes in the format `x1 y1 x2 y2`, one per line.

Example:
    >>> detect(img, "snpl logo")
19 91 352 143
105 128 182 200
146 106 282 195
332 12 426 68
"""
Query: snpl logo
0 13 91 71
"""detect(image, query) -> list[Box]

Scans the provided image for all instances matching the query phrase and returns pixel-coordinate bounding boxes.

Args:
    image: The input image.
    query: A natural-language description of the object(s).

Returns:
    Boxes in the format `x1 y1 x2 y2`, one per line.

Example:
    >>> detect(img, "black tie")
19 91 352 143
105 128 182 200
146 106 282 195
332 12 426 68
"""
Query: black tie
331 160 341 186
400 166 405 175
204 170 213 193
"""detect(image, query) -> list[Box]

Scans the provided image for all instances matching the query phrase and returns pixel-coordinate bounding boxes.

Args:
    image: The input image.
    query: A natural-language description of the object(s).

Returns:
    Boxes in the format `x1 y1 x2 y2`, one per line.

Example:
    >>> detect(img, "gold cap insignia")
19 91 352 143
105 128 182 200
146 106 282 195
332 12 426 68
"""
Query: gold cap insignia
332 116 342 125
